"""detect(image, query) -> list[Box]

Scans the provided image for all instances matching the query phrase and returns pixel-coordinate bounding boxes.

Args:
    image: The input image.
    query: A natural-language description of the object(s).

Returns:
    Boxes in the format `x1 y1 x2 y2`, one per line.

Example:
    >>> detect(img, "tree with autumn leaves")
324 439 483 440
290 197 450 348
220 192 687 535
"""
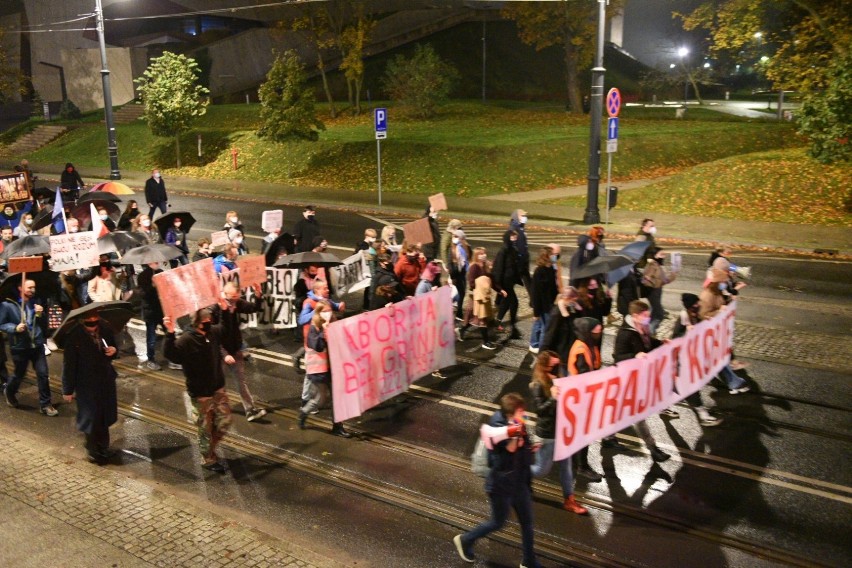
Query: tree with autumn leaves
676 0 849 163
502 0 624 115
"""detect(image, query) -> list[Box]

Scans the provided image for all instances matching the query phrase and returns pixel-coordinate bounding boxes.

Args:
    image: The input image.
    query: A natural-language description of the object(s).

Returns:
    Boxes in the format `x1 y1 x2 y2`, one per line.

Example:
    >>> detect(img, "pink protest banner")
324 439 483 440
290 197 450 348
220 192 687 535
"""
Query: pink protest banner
402 217 433 245
428 192 448 212
153 257 221 323
328 286 456 421
236 255 267 288
554 302 735 461
210 230 230 248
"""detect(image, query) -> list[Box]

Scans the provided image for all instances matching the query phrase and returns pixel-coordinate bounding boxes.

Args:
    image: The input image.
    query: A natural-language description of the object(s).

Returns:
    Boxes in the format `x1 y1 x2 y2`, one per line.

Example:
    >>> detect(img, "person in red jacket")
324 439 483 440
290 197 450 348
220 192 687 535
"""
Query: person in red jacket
394 244 426 296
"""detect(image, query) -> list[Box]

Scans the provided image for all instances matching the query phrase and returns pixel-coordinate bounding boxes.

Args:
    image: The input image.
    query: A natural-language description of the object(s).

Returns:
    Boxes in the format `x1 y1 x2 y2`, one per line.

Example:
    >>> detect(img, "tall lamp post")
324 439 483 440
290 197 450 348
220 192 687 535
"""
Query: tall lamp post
678 47 689 102
583 0 606 225
95 0 121 179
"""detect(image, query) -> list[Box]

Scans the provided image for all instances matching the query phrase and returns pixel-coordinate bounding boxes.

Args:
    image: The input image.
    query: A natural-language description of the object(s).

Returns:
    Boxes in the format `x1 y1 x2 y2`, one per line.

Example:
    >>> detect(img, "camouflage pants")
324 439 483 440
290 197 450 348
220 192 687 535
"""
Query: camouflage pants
193 388 232 463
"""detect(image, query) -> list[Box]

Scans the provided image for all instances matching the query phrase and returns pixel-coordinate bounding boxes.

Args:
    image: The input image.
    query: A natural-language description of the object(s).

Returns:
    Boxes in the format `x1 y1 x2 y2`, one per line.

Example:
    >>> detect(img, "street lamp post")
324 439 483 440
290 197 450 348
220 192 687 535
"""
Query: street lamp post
678 47 689 103
95 0 121 180
583 0 606 225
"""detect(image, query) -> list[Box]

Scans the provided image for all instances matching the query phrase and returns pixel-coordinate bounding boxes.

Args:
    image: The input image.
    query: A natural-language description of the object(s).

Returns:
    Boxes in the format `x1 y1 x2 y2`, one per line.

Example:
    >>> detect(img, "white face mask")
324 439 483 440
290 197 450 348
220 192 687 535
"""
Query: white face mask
320 311 332 322
25 219 32 225
452 237 459 244
429 212 438 219
234 237 243 245
174 223 181 228
68 226 78 233
585 242 595 251
141 220 151 227
100 214 108 221
478 254 486 261
519 216 528 224
153 173 160 179
365 236 375 243
229 217 238 224
648 226 657 235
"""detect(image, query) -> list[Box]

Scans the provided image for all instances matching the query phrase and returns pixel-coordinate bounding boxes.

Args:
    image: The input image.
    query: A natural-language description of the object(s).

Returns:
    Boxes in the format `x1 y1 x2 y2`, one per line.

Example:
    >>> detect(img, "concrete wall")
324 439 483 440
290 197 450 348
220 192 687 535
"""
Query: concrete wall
60 47 145 112
1 13 23 103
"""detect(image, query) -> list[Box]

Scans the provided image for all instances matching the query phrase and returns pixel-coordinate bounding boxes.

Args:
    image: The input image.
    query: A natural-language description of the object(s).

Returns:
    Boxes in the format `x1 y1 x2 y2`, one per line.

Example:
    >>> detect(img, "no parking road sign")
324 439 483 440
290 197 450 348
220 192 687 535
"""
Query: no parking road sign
375 107 387 140
606 88 621 118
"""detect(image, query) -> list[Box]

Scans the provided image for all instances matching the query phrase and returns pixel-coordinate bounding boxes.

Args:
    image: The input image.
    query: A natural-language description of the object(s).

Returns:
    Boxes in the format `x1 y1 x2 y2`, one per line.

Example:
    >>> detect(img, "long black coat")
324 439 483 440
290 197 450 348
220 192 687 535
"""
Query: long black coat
61 323 118 435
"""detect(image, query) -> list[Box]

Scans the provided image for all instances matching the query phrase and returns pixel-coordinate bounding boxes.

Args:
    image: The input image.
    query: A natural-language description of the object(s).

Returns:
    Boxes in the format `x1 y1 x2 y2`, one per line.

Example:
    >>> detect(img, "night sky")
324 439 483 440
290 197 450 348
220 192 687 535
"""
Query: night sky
622 0 704 68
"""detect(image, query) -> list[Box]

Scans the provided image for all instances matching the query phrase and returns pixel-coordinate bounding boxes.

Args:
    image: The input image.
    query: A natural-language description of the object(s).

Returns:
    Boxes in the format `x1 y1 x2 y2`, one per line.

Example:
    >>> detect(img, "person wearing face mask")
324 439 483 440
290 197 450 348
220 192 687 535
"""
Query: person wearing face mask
569 233 601 287
1 201 32 231
529 246 559 354
567 317 607 481
636 218 657 269
118 200 140 231
61 310 119 464
93 207 116 233
421 204 441 262
639 246 677 336
227 228 247 256
297 300 351 438
60 162 84 200
132 214 160 245
355 228 378 309
165 217 190 266
64 216 80 235
508 209 530 282
380 225 402 264
446 229 471 321
457 246 497 349
492 229 525 339
164 309 233 473
394 244 426 296
88 255 122 302
192 238 212 262
293 205 320 253
608 301 671 462
223 210 245 236
144 168 168 219
541 287 582 376
368 254 404 311
531 350 590 515
699 269 751 394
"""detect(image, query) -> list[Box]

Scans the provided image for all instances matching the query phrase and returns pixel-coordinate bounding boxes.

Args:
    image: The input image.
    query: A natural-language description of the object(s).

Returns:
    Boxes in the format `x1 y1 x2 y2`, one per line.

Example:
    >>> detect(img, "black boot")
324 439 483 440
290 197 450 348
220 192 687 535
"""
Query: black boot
331 423 351 438
298 412 307 430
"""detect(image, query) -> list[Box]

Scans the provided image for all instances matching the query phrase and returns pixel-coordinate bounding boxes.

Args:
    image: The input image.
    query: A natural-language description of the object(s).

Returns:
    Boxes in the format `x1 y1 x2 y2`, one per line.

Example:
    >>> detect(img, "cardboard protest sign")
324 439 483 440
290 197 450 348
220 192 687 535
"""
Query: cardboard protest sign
553 301 736 461
49 232 100 272
328 286 456 422
153 257 221 322
236 255 267 288
330 252 371 296
428 192 448 212
0 172 31 205
240 267 300 329
8 256 44 274
262 210 283 233
210 230 230 248
402 217 433 245
670 252 682 273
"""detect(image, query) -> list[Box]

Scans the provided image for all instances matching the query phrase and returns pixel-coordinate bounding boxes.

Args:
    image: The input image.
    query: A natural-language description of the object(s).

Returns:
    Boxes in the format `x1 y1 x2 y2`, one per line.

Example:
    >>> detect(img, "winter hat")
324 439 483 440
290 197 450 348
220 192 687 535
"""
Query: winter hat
446 219 462 232
681 293 700 309
228 228 242 241
712 257 731 272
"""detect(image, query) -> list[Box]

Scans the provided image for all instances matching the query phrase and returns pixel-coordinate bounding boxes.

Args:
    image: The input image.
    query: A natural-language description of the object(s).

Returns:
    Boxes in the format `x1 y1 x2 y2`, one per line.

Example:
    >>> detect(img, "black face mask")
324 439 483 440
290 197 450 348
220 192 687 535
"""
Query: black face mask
83 321 99 329
657 257 665 266
200 321 212 333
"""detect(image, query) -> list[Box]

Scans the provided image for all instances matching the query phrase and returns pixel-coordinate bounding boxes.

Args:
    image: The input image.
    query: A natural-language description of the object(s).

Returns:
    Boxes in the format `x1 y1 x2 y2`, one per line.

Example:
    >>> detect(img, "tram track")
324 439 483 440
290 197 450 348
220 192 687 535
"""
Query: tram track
55 363 847 567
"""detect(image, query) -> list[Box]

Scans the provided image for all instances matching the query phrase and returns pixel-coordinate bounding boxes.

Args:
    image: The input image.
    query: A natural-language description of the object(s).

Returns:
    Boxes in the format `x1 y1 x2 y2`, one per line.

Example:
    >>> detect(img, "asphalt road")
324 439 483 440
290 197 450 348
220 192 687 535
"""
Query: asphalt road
2 190 850 567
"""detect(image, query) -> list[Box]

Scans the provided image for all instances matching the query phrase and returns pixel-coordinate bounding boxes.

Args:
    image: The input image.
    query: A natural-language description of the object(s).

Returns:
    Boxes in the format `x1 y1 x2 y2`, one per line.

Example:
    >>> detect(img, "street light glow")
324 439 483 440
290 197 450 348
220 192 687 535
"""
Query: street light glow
754 31 763 39
670 63 676 69
703 62 711 68
760 55 769 62
678 47 689 58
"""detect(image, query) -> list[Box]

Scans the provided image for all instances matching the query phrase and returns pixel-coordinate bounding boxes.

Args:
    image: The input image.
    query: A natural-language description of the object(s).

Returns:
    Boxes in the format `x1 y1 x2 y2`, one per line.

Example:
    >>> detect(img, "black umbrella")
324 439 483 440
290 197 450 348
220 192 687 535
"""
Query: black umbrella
273 251 342 269
31 205 56 231
0 235 50 260
32 186 55 202
0 270 59 302
98 231 145 255
72 200 120 226
120 243 183 265
264 232 296 266
52 300 134 348
77 191 122 204
571 254 634 281
154 211 196 237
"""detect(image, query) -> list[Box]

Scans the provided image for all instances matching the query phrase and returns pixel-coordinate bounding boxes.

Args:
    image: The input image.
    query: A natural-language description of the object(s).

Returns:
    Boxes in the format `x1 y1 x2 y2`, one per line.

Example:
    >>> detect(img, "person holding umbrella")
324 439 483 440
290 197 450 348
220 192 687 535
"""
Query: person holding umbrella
0 279 57 416
164 216 190 266
61 307 120 464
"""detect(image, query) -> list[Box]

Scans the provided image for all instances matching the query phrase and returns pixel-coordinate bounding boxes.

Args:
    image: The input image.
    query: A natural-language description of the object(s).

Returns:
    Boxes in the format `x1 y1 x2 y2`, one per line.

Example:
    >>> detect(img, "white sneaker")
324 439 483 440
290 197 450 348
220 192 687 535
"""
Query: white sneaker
167 361 183 370
528 346 540 354
43 344 52 356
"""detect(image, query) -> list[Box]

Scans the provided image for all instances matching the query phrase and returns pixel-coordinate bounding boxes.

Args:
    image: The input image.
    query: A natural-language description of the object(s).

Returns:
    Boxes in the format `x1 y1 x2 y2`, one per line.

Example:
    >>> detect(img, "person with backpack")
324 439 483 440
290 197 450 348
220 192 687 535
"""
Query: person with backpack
454 393 540 567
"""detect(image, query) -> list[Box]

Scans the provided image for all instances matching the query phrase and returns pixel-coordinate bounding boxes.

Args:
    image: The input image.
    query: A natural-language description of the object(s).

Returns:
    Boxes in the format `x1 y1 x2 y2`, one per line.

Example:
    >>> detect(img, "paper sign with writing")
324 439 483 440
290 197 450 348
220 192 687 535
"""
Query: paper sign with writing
0 172 32 205
428 192 448 212
153 258 221 322
330 252 371 296
210 230 230 248
240 267 300 329
236 255 267 288
261 210 283 233
328 286 456 421
402 217 434 246
8 256 44 274
49 232 100 272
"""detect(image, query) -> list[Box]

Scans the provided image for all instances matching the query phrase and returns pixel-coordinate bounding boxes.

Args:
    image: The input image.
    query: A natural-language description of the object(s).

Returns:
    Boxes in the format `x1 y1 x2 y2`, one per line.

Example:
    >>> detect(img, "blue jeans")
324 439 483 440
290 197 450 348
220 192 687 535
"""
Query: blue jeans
148 201 167 219
145 319 159 362
461 484 537 567
530 438 574 499
8 348 51 407
529 312 550 349
720 364 745 389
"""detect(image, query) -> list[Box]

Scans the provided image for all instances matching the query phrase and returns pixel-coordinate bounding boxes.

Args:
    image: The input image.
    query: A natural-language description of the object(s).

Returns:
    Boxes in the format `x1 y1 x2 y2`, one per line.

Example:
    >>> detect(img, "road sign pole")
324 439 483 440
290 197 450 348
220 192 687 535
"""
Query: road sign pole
605 152 612 226
377 139 382 206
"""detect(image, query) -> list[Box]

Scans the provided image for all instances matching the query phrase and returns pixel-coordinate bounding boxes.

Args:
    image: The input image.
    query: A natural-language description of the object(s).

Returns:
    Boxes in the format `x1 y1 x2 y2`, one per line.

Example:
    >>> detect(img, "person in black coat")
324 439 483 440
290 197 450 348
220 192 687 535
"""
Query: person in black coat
369 254 404 310
541 287 582 375
59 162 84 201
491 229 524 338
61 313 119 464
422 204 441 262
529 246 559 353
137 262 165 370
293 205 321 253
144 168 168 219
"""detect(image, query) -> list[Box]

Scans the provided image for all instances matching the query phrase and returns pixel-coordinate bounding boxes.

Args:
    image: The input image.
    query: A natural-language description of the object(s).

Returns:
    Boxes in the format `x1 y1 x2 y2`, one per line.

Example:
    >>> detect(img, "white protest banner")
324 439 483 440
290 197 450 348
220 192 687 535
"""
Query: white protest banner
671 252 682 273
262 210 283 233
210 230 230 248
240 267 300 329
328 286 456 422
553 302 735 461
153 258 221 323
330 252 371 296
236 255 267 288
49 231 99 272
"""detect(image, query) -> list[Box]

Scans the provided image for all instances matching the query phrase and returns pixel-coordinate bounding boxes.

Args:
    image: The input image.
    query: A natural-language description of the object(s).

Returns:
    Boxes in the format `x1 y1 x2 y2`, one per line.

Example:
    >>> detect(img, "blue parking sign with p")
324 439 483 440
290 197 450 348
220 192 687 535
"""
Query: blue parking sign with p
375 108 387 139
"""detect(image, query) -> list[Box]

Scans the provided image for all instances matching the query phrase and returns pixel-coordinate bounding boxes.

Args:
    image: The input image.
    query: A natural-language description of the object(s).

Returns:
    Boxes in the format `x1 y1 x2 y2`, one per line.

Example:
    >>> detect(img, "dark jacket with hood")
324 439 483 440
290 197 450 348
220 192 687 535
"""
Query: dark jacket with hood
530 264 558 317
210 294 263 355
541 302 581 363
569 234 601 286
570 317 601 374
614 315 662 362
293 215 321 253
422 205 441 261
369 263 404 310
60 163 84 189
508 210 529 265
483 410 534 496
531 379 557 439
137 266 164 323
491 230 524 292
164 327 227 398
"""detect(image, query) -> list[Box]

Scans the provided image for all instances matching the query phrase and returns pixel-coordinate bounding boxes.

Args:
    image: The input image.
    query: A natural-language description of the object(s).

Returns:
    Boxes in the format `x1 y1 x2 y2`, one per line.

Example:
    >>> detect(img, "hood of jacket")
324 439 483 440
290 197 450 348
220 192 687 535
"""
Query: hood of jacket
576 234 591 248
502 229 517 248
572 317 600 344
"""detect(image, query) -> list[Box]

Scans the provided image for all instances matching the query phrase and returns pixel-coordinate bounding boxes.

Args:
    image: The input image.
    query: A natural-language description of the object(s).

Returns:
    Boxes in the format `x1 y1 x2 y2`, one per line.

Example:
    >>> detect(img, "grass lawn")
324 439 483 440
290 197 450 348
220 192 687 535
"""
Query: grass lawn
544 147 852 227
23 102 803 198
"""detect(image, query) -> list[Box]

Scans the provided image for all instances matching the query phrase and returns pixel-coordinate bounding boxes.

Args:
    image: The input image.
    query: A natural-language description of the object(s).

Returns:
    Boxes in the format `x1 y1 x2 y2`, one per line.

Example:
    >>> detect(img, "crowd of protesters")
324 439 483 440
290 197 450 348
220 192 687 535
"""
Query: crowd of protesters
2 161 755 566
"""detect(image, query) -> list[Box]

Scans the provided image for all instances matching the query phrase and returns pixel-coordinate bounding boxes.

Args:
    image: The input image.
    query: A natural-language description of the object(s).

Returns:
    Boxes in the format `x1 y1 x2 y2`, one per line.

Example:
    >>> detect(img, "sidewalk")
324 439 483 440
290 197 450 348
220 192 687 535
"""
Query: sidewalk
4 160 850 255
0 426 346 568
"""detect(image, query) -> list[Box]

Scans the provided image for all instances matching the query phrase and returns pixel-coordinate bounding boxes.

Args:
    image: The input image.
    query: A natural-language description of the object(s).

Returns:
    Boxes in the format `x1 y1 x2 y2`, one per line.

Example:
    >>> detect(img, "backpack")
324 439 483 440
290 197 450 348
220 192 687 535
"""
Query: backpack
470 438 492 478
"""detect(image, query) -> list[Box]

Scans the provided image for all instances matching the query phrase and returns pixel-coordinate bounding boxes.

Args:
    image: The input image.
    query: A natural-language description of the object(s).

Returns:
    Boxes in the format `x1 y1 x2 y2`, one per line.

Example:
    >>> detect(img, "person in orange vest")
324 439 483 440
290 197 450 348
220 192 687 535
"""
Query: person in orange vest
297 300 351 438
566 317 605 482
